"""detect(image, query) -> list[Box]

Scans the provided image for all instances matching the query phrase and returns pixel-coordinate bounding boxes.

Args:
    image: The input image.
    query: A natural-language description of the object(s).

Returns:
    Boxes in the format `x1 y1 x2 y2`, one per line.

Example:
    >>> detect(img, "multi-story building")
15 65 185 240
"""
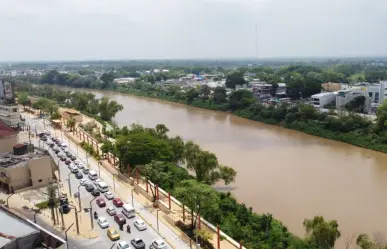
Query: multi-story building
311 92 337 108
336 90 371 113
0 121 18 153
0 146 57 193
0 80 20 128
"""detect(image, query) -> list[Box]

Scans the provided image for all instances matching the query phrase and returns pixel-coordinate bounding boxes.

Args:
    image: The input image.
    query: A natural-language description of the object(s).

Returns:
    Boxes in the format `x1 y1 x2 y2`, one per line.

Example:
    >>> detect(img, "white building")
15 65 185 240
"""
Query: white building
336 90 371 113
311 92 337 108
113 77 136 84
365 81 387 105
0 80 20 128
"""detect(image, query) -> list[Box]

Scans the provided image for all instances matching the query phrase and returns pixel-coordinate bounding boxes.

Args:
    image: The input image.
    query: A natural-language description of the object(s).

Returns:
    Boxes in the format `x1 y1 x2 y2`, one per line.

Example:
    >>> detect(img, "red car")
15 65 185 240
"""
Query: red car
112 198 123 207
65 159 71 165
96 198 106 207
114 214 126 225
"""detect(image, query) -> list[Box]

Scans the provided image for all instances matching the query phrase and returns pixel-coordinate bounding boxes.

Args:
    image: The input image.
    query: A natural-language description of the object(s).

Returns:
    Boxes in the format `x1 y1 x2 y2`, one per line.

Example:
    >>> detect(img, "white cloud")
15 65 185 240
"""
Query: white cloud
0 0 386 60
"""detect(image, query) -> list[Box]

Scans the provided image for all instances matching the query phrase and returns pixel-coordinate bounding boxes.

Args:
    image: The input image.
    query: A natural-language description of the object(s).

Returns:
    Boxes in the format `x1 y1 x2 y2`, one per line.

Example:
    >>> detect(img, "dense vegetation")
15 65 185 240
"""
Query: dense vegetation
16 84 123 122
101 123 343 249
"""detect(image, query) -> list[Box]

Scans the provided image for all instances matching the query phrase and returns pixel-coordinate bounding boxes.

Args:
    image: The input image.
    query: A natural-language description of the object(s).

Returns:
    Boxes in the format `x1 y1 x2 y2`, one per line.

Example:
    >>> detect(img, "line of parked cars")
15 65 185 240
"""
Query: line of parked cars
41 133 167 249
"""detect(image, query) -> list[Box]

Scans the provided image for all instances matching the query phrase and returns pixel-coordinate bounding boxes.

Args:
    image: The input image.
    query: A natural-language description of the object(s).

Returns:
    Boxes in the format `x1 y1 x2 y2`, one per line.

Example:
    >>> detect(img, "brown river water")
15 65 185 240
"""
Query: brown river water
78 88 387 246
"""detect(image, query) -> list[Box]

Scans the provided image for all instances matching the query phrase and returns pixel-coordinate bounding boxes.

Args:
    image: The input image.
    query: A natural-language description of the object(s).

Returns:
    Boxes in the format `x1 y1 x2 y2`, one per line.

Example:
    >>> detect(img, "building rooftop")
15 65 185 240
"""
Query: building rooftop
0 208 39 247
311 92 337 98
0 120 17 138
0 147 49 169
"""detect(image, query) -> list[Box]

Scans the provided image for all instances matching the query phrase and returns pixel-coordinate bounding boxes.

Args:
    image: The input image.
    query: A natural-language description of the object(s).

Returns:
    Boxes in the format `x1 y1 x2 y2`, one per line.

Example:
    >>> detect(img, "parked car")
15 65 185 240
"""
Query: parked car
106 207 116 216
70 155 77 161
96 198 106 207
83 168 90 174
85 183 94 192
91 189 100 197
75 171 83 179
65 159 71 165
46 140 54 145
80 179 88 185
60 155 66 161
149 239 167 249
70 166 79 173
104 191 114 200
59 205 70 214
114 214 126 225
113 198 123 207
97 217 109 229
53 147 60 153
107 228 120 241
134 219 147 231
63 148 69 153
40 136 47 141
117 241 130 249
55 140 62 145
49 143 55 148
74 160 81 166
131 237 145 249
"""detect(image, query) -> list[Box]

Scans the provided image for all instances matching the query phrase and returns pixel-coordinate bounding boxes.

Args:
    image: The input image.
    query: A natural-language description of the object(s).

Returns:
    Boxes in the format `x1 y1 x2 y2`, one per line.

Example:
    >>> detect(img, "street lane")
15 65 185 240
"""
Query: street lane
24 114 190 249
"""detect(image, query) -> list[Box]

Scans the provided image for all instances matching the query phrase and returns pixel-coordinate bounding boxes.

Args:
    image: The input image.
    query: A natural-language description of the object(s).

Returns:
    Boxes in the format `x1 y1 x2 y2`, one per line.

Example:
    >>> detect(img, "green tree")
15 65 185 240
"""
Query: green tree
376 100 387 131
17 92 31 108
169 136 185 163
98 97 123 121
174 179 220 228
114 132 174 170
228 90 256 111
356 233 387 249
303 216 341 249
184 141 237 185
100 72 116 89
199 85 211 100
66 118 76 132
213 87 227 104
345 96 366 113
185 88 199 103
225 71 246 89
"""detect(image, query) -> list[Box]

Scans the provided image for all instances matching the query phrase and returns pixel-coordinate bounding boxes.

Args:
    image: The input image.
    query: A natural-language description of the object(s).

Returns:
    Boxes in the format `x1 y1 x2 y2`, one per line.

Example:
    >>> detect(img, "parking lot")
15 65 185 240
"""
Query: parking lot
39 132 169 249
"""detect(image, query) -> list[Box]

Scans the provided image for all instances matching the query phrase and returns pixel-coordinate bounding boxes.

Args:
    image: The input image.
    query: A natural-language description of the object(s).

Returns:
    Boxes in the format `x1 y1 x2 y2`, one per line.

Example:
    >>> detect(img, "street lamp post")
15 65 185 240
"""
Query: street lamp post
65 223 74 248
77 184 82 210
113 174 116 192
67 172 72 196
33 208 42 223
131 189 135 208
156 209 160 233
97 161 101 177
57 159 61 181
68 204 80 235
6 194 14 208
89 196 97 229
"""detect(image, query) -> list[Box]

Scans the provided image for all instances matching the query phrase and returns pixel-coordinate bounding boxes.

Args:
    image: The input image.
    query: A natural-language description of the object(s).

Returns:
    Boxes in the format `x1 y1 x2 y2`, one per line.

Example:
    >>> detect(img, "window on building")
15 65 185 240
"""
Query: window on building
369 92 373 98
376 92 380 101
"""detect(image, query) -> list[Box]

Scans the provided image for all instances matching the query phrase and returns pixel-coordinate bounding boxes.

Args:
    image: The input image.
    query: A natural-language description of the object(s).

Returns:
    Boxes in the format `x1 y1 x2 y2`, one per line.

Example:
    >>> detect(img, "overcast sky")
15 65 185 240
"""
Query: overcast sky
1 0 386 61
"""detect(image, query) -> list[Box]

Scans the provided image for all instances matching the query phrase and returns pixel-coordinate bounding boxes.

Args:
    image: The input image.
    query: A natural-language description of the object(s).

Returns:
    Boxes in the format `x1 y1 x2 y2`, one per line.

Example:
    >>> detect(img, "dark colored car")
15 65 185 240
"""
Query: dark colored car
91 189 100 197
71 155 77 161
40 136 47 141
55 140 61 145
49 143 55 148
112 198 123 207
96 198 106 207
131 237 145 249
66 152 72 157
75 171 83 179
114 214 126 225
60 156 66 161
85 183 94 192
59 205 70 214
65 159 71 165
83 168 90 174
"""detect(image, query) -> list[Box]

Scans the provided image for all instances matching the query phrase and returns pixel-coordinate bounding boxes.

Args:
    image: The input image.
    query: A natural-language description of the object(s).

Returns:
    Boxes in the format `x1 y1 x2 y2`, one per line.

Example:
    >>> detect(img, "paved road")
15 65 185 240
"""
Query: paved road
24 114 190 249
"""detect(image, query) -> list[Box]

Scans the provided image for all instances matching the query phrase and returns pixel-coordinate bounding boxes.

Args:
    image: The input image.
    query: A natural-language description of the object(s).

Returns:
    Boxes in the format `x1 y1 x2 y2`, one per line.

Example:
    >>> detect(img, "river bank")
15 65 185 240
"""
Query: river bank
19 83 387 249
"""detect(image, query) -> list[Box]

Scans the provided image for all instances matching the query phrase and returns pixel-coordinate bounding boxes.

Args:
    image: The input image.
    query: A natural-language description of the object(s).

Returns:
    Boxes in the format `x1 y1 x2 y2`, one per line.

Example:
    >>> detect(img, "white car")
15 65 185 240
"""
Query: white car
46 140 54 145
93 178 102 186
134 219 147 231
106 207 116 216
97 217 109 229
70 166 79 173
80 179 88 186
117 241 131 249
77 163 85 169
104 191 114 200
150 239 167 249
74 160 81 166
63 148 69 153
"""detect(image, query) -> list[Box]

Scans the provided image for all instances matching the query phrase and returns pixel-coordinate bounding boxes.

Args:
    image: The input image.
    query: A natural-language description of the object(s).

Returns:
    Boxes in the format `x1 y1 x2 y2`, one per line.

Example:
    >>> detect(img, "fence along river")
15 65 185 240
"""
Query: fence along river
80 88 387 246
